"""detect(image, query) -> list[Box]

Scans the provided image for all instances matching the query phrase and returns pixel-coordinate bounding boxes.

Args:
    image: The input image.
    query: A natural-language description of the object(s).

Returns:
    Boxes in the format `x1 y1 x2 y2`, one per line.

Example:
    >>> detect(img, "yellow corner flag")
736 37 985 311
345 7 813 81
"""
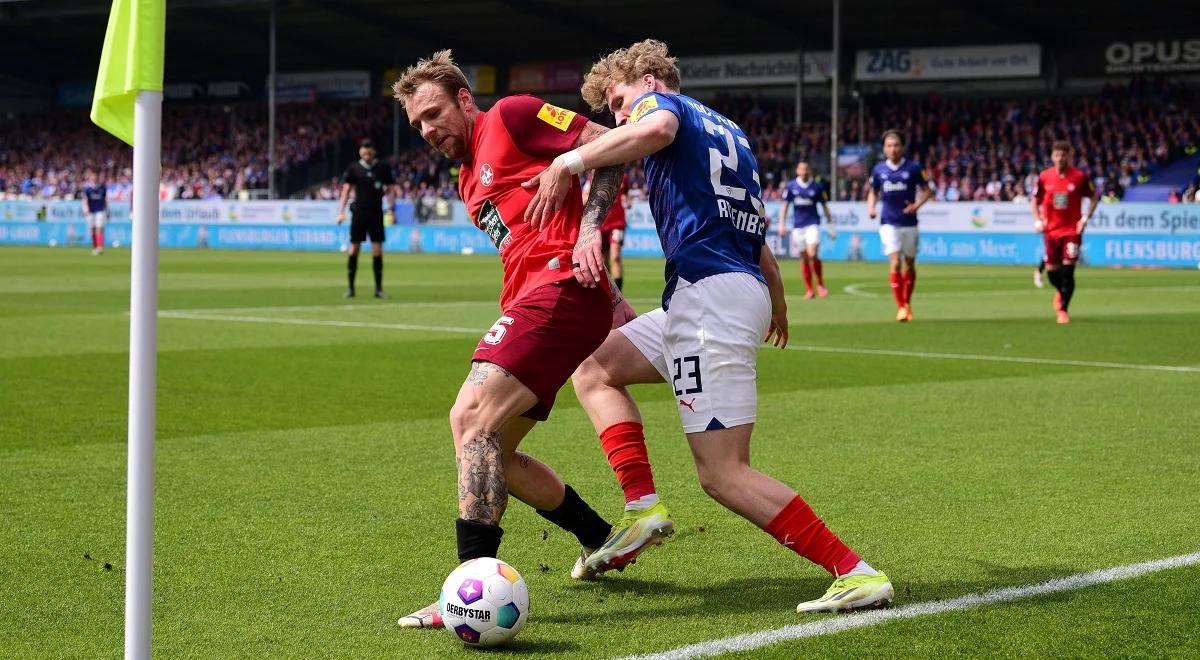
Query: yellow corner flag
90 0 165 146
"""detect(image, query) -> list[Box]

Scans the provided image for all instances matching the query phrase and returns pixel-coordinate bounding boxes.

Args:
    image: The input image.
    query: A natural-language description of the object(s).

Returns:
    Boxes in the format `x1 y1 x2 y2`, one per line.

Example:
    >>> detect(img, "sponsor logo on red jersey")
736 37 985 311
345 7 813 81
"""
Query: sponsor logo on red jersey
536 103 576 131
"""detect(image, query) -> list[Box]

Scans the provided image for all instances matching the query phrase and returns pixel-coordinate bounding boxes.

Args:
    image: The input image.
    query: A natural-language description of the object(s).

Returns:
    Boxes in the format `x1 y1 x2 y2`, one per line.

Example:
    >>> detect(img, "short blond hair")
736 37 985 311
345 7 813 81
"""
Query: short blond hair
581 39 681 111
392 49 471 107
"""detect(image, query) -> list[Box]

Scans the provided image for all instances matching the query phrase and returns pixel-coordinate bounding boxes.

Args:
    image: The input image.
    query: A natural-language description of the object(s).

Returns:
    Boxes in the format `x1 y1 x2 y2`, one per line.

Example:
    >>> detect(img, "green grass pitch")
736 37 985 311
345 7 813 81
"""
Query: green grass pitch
2 246 1198 658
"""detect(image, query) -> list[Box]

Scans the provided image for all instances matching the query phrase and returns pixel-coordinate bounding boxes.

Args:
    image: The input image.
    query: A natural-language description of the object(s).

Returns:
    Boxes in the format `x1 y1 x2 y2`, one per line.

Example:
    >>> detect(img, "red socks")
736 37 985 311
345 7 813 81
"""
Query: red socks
813 258 824 286
889 272 904 308
765 495 860 576
599 422 656 503
92 228 104 249
903 269 916 304
801 261 814 293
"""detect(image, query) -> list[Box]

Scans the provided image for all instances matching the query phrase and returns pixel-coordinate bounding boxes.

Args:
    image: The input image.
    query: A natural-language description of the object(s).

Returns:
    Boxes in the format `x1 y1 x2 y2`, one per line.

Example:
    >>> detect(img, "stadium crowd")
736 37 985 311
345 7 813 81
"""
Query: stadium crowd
2 77 1198 206
738 78 1200 203
0 101 390 202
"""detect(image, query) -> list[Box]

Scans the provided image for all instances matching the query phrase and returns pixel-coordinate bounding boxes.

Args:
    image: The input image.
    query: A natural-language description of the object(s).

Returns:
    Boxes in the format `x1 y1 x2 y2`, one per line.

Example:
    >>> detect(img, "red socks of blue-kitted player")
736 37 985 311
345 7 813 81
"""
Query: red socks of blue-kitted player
765 495 861 576
600 421 657 504
890 269 916 307
802 259 825 296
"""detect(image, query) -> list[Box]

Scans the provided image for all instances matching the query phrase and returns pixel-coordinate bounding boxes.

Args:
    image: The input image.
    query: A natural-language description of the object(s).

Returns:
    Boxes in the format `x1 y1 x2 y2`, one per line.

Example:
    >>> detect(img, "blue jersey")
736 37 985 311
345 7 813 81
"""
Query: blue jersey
868 159 929 227
783 178 828 228
83 184 107 213
632 92 765 309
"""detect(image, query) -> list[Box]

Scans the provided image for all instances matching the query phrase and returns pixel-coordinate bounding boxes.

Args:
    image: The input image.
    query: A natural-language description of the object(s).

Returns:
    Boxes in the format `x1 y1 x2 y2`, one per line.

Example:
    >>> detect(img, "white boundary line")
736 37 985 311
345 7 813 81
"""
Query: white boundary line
157 312 1200 374
783 344 1200 374
612 551 1200 660
156 298 663 315
842 283 880 298
839 283 1200 300
157 311 480 335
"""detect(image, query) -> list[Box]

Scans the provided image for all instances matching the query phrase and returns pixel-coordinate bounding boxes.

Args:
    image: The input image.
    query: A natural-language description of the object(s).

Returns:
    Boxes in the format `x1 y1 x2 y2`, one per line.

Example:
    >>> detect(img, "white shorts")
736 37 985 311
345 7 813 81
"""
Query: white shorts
617 272 770 433
87 211 107 229
788 226 820 256
879 224 918 258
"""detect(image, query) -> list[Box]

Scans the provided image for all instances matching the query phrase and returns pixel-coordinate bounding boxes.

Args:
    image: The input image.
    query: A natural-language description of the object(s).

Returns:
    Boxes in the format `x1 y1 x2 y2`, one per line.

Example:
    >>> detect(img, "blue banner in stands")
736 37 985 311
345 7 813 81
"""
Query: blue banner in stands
3 201 1199 267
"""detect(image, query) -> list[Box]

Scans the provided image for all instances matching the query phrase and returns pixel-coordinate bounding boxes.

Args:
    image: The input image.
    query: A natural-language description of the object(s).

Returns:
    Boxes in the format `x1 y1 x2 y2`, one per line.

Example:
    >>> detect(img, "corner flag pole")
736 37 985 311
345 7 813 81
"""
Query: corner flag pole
89 2 165 658
123 87 162 660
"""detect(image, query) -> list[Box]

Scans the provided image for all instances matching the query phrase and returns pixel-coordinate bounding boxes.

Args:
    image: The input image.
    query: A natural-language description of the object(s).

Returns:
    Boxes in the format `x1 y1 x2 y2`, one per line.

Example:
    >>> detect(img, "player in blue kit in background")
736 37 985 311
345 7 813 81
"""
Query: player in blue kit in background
80 171 108 256
523 39 893 614
867 130 933 322
778 161 837 299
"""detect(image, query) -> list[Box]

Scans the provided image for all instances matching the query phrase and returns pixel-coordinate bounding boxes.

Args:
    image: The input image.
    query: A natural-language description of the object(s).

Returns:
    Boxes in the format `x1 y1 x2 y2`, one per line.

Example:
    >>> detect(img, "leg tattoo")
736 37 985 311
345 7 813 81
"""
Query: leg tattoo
459 430 508 525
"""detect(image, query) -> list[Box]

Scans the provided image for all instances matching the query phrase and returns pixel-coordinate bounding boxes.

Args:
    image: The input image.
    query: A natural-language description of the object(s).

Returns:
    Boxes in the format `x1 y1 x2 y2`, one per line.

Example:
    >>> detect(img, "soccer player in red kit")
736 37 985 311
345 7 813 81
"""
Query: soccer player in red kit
1031 140 1097 324
391 51 640 631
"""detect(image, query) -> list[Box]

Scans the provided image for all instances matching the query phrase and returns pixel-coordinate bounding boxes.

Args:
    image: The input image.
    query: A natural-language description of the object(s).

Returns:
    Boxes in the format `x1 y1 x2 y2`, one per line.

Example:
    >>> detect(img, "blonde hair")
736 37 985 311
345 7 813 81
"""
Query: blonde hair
392 49 471 107
581 39 681 111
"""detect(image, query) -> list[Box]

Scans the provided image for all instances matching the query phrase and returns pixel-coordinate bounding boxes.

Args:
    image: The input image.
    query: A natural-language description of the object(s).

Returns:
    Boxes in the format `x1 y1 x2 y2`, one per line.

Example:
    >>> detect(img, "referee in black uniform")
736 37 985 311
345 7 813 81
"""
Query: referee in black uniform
336 139 396 298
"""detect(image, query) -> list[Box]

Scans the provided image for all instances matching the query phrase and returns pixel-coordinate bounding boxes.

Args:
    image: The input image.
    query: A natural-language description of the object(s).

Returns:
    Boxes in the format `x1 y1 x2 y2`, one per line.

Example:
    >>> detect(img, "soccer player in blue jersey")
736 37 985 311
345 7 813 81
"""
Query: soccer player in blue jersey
777 161 836 299
80 172 108 256
867 130 933 321
524 39 893 614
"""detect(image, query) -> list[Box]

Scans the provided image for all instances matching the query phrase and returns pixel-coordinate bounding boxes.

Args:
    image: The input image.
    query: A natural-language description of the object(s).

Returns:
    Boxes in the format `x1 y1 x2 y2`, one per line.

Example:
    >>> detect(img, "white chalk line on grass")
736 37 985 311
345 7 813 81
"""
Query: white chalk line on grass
158 298 665 315
783 344 1200 373
157 311 480 335
612 551 1200 660
842 283 882 298
158 312 1200 374
841 282 1200 300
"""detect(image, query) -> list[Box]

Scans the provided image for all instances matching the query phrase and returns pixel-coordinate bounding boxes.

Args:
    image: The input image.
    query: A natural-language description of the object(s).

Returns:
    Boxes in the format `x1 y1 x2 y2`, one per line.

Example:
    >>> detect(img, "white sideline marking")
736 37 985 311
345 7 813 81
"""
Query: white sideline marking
842 283 880 298
784 344 1200 373
158 311 479 335
160 298 664 315
158 312 1200 374
612 551 1200 660
164 301 495 314
839 283 1200 300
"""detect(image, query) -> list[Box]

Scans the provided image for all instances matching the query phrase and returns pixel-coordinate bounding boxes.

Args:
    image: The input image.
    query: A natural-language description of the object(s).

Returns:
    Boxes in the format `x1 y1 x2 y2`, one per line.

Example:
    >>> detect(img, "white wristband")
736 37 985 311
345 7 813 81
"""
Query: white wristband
561 150 585 175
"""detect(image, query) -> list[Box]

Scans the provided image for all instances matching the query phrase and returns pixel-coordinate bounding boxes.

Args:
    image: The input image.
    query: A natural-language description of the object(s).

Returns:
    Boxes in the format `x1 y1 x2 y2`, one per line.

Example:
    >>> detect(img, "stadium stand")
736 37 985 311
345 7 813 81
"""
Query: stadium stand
2 78 1197 207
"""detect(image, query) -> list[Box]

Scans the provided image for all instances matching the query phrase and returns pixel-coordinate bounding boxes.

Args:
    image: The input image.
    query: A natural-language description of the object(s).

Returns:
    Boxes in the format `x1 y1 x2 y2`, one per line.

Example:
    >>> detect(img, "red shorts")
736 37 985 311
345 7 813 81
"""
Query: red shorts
471 280 611 421
1044 233 1082 266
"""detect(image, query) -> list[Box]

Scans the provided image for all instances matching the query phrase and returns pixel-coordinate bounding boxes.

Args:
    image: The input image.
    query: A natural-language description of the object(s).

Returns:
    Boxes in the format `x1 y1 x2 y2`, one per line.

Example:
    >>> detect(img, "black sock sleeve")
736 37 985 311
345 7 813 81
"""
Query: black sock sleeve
456 518 504 563
535 485 612 550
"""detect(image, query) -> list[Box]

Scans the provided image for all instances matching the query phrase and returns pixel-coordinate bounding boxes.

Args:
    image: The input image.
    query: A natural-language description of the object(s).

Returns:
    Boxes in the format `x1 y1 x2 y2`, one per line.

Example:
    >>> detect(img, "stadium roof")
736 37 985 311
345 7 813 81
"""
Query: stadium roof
1 0 1194 88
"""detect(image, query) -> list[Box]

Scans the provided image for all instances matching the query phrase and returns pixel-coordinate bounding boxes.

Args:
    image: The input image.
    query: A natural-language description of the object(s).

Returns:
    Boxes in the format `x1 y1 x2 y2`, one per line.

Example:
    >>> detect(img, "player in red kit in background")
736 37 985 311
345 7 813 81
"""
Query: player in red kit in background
391 50 646 632
1031 140 1098 324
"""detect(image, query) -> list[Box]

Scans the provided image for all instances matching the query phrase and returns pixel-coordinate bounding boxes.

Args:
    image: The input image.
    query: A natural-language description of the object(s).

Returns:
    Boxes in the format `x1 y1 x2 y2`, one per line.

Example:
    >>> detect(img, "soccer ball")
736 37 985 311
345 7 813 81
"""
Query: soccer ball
439 557 528 647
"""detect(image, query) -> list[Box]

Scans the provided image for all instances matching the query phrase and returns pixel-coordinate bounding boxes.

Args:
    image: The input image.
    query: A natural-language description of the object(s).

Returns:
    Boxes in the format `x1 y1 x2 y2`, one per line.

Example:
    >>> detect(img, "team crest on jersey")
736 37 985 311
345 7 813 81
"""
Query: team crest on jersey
1067 183 1076 192
480 164 494 187
630 95 658 123
536 103 576 131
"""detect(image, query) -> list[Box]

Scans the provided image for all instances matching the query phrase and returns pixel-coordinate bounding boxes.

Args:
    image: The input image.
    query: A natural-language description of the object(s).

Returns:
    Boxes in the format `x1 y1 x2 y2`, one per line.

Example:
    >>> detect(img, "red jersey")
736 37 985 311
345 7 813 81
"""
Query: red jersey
1034 166 1094 237
599 174 629 233
459 96 589 308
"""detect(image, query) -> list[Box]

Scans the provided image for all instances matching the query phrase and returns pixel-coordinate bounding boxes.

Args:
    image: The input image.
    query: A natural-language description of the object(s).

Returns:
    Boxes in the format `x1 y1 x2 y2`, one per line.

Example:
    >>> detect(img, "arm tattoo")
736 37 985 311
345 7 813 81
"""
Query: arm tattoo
458 430 508 525
606 271 625 309
581 164 622 235
572 122 608 149
573 121 622 237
